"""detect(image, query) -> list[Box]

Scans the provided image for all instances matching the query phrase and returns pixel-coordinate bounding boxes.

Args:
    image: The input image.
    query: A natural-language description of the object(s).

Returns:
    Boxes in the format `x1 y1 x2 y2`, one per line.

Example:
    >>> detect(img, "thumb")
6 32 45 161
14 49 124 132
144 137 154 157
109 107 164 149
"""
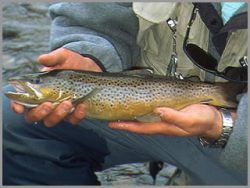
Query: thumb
37 48 66 67
154 107 189 126
40 66 54 71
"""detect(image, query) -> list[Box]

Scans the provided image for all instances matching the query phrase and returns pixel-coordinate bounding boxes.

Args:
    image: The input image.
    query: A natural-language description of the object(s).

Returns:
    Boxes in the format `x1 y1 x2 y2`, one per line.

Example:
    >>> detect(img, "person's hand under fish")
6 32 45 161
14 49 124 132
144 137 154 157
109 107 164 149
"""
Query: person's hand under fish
109 104 236 142
11 47 102 127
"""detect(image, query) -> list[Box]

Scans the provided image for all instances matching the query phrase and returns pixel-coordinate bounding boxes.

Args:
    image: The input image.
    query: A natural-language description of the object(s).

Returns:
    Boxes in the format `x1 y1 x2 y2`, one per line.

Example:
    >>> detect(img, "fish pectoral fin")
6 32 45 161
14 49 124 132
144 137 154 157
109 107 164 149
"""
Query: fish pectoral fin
135 113 161 123
72 88 102 105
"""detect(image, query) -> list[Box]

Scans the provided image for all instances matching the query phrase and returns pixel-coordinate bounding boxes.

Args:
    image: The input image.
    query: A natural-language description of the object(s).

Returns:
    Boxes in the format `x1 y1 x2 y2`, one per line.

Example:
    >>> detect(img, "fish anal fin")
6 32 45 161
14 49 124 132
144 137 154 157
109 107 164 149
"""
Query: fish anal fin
164 97 215 110
171 97 237 110
135 113 161 122
200 99 213 104
208 97 237 109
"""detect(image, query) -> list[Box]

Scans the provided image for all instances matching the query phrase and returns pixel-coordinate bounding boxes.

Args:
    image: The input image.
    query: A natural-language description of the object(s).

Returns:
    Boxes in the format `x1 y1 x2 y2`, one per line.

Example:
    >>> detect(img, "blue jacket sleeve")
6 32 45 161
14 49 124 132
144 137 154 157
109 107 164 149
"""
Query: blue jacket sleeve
48 2 140 72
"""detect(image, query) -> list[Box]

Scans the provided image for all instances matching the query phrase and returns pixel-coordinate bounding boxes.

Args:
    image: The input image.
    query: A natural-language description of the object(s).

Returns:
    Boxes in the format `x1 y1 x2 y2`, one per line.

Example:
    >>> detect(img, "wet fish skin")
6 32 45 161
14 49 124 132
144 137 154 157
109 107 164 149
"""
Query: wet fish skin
5 70 242 121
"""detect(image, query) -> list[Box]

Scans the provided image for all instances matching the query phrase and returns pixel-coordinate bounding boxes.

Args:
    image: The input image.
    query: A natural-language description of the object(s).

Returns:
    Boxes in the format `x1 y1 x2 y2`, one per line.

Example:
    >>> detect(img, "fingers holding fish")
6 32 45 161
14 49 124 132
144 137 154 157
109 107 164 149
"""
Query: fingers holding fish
24 102 53 125
21 99 86 127
37 48 67 67
11 101 25 114
65 103 88 125
37 48 102 72
108 121 189 136
154 107 192 127
108 104 225 141
155 105 221 136
42 101 73 127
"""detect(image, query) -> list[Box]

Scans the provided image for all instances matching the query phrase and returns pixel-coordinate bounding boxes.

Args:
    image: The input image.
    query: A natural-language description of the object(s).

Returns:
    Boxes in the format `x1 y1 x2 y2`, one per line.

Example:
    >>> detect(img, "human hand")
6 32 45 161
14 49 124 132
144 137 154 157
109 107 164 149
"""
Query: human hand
109 104 231 141
11 47 102 127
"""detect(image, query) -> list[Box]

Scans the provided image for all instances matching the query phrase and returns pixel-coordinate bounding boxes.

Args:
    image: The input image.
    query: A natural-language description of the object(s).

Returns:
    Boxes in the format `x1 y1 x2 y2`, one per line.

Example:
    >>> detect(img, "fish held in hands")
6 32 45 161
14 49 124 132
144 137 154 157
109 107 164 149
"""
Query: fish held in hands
5 70 244 121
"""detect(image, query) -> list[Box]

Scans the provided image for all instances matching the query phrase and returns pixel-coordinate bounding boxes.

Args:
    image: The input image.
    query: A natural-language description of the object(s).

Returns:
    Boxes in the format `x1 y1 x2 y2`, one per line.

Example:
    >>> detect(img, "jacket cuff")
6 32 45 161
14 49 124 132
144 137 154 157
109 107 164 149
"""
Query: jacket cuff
62 40 123 72
81 54 107 72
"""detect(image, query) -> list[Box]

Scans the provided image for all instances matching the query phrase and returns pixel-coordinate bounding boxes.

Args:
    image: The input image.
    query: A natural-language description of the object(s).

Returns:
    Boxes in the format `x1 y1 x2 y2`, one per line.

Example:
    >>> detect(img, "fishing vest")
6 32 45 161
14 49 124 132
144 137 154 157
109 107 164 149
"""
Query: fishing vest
133 2 247 82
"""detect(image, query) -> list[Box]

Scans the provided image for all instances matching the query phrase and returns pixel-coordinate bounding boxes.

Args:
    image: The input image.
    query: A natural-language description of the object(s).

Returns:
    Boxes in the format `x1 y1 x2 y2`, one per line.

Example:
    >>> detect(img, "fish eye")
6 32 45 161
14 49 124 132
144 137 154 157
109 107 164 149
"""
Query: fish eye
32 77 42 84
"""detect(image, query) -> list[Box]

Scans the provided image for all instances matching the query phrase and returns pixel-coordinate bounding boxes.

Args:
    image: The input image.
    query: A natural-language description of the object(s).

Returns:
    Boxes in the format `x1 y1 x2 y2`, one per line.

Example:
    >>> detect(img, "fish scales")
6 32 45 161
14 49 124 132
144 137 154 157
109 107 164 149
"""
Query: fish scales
82 75 216 120
5 70 243 121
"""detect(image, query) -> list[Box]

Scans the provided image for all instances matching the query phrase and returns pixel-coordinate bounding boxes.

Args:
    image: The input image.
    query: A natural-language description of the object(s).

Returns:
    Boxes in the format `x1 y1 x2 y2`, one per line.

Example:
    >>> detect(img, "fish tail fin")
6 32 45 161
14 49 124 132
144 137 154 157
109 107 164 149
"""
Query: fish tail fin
211 82 247 109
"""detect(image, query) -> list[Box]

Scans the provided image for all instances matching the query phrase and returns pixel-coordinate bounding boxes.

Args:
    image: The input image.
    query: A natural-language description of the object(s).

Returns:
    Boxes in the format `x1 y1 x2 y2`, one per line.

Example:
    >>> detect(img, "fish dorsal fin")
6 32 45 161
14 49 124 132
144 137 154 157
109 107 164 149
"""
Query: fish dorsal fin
183 76 201 82
72 88 102 105
121 67 154 77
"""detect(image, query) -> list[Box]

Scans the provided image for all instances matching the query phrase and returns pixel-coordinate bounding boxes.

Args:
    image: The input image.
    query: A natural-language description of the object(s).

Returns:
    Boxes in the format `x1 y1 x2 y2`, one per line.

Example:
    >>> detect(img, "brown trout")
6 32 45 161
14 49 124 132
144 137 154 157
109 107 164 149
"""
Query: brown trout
5 70 243 121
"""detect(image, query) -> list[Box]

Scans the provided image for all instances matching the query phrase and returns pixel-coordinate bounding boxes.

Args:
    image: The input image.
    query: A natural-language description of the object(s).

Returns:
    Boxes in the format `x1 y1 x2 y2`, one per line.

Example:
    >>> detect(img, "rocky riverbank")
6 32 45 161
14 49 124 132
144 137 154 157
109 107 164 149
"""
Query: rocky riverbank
3 3 51 83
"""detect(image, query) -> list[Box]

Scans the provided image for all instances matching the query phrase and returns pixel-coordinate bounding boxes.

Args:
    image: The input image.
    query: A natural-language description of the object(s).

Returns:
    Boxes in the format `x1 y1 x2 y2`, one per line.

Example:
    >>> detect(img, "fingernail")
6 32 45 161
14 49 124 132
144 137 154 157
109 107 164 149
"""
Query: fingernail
41 106 51 115
109 122 118 128
119 124 127 128
110 122 127 128
69 107 75 113
154 108 164 116
41 67 53 71
61 104 72 113
77 104 86 114
44 121 53 128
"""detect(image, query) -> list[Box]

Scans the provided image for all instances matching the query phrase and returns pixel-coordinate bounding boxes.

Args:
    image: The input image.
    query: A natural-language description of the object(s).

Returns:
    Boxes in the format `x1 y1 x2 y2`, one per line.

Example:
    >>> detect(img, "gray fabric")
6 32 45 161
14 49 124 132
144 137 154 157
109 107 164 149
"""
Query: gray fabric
48 2 140 72
219 93 248 175
212 2 222 16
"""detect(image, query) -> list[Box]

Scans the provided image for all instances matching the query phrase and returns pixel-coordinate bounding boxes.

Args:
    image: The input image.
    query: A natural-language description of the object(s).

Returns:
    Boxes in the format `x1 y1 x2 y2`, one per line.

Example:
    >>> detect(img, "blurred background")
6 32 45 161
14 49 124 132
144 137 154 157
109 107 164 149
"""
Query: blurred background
3 3 51 84
2 3 185 185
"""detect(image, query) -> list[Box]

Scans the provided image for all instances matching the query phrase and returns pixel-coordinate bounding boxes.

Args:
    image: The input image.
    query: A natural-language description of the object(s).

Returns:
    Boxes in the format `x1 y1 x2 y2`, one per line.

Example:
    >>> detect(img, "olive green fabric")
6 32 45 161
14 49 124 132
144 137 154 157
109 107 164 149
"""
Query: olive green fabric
133 2 247 82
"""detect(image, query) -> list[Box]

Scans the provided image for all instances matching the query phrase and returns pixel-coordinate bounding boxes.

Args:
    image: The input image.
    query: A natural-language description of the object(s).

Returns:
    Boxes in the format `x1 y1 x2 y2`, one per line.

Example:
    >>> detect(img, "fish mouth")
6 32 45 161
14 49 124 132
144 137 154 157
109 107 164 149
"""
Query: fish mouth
5 81 43 107
8 81 40 96
9 81 28 94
